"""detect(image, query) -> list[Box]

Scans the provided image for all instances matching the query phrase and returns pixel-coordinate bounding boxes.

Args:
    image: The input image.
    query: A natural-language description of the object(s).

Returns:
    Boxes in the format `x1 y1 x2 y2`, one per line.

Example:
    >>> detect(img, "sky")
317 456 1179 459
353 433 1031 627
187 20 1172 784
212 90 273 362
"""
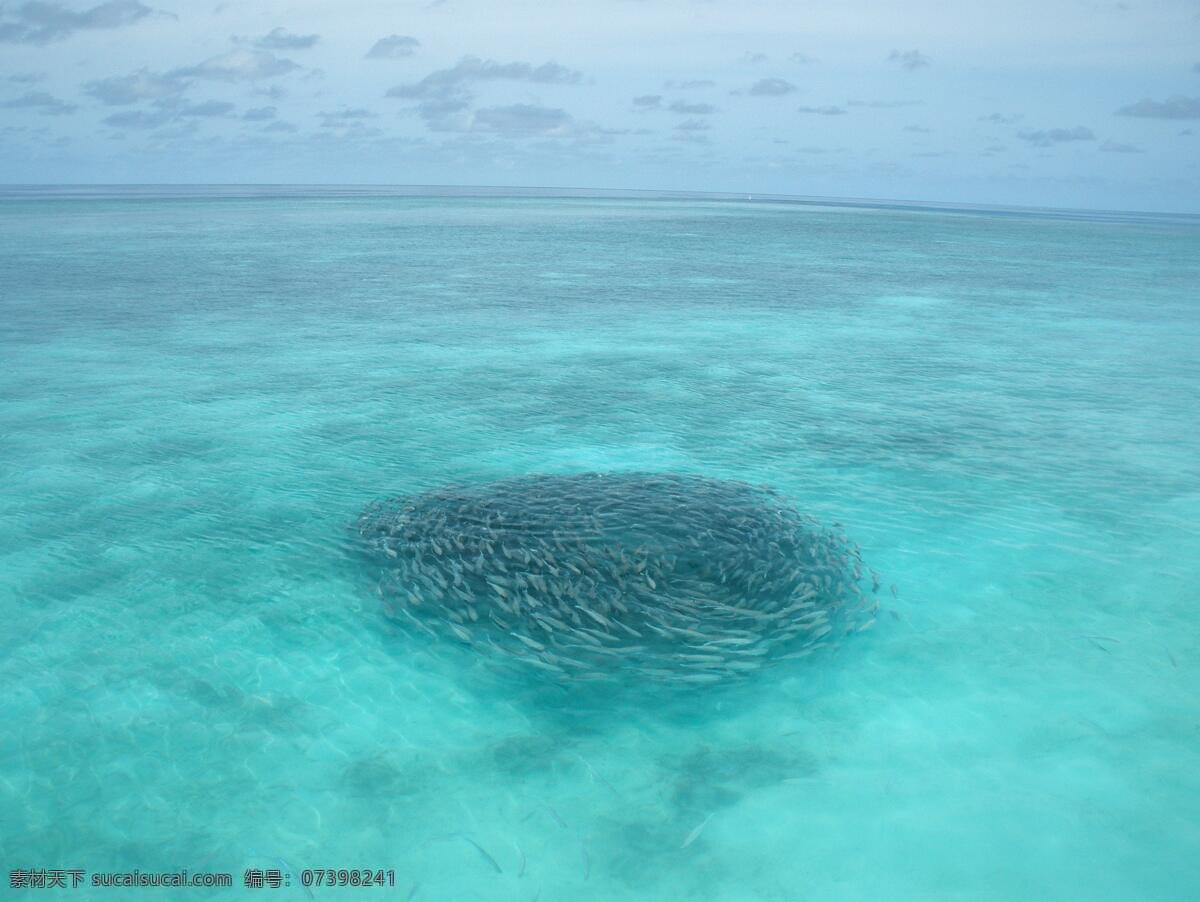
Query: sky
1 0 1199 211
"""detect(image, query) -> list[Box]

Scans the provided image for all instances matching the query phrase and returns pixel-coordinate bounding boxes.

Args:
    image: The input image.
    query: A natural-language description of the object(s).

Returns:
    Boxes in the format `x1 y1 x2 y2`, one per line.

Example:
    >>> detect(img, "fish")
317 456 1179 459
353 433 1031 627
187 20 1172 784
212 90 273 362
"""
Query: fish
681 813 714 849
677 673 722 684
523 657 566 675
458 834 502 874
578 606 606 627
511 631 546 652
673 653 725 664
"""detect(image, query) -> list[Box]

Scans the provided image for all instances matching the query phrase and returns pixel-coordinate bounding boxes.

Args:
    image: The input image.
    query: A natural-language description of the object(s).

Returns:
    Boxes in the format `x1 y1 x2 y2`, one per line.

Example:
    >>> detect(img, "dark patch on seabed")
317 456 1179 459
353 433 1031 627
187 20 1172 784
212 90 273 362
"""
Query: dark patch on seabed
544 738 828 891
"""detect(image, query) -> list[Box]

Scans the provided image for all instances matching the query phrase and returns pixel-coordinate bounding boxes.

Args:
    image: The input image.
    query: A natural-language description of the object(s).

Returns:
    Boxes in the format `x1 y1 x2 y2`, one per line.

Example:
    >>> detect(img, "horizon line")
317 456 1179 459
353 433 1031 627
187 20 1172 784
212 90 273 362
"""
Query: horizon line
2 182 1197 221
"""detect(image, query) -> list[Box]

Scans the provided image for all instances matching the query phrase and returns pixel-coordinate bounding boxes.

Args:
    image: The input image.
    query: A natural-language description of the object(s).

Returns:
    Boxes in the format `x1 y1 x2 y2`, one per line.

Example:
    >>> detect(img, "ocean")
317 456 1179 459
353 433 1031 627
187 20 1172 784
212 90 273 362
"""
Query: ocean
2 187 1198 899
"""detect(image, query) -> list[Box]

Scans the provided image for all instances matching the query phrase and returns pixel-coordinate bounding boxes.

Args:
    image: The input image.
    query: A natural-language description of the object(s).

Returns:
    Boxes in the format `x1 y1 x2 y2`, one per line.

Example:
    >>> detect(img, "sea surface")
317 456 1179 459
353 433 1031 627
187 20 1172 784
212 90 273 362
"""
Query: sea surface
2 188 1198 900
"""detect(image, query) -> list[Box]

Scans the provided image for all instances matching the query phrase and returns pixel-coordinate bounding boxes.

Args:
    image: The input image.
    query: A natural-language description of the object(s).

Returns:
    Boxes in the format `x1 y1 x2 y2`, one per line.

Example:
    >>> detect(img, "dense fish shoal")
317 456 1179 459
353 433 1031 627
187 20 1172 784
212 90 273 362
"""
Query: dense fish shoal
357 472 878 686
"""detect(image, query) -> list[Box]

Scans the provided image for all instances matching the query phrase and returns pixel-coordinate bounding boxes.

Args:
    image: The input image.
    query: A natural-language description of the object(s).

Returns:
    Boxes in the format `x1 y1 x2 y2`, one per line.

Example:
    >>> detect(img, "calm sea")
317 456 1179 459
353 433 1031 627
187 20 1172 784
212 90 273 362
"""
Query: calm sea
2 188 1198 899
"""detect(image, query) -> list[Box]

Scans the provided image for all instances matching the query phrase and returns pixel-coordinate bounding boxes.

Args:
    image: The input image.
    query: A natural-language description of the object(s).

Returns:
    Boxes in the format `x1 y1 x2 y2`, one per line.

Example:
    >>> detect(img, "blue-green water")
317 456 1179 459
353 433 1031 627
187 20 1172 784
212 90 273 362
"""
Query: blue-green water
2 190 1198 900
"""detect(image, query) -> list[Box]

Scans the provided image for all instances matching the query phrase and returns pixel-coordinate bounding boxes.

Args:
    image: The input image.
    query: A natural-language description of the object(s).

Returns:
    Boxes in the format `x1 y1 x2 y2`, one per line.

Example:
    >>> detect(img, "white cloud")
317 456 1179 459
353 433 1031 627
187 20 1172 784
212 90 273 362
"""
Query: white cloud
85 69 185 104
173 50 300 82
0 90 76 114
1017 126 1095 146
1116 96 1200 120
0 0 154 45
888 49 930 70
747 78 796 97
248 27 319 50
365 34 419 59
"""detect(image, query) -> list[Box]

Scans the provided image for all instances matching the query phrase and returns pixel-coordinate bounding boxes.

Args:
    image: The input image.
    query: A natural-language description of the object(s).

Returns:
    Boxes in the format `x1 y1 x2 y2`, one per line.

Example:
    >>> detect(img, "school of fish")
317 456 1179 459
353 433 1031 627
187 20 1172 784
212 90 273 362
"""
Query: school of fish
357 472 878 686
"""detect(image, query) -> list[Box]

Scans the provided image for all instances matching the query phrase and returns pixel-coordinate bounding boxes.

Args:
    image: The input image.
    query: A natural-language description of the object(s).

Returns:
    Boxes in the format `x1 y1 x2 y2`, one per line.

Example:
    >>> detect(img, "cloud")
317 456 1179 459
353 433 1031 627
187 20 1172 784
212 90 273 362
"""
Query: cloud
790 52 817 64
365 34 419 59
92 87 242 132
173 99 233 117
847 99 921 108
387 56 582 101
249 27 318 50
103 108 173 129
386 56 583 132
1016 125 1095 146
741 52 767 64
632 94 662 109
5 72 43 83
472 103 572 136
668 100 715 114
310 121 383 141
747 78 796 97
664 79 714 90
321 107 374 120
254 84 286 101
1180 128 1194 136
172 49 300 82
0 0 153 44
796 105 845 115
1099 139 1143 153
263 120 296 133
84 68 185 104
0 90 76 114
101 94 235 128
318 107 376 127
903 124 931 133
1115 96 1200 119
1193 63 1199 74
242 106 275 121
980 112 1021 124
674 118 710 132
888 50 930 70
407 97 470 131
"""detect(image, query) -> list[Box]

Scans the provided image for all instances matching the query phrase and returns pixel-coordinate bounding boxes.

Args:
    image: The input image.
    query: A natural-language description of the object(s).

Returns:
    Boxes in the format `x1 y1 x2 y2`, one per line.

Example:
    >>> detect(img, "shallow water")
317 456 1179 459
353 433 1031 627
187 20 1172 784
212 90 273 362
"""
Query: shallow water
2 191 1198 899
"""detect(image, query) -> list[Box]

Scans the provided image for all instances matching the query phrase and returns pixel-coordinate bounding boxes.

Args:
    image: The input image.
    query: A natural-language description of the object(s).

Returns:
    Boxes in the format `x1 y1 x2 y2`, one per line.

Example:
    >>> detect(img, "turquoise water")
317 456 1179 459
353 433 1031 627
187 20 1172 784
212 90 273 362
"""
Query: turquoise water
2 191 1198 899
